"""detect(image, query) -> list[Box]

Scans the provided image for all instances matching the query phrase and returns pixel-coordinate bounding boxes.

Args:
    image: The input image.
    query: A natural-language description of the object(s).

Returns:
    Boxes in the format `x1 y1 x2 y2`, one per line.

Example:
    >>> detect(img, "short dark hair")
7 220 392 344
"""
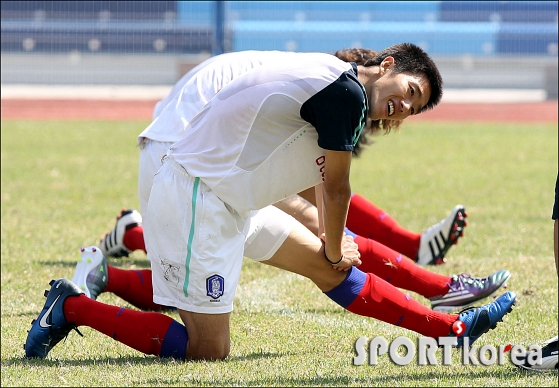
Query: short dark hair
364 42 443 113
333 44 443 157
334 48 377 66
333 47 398 156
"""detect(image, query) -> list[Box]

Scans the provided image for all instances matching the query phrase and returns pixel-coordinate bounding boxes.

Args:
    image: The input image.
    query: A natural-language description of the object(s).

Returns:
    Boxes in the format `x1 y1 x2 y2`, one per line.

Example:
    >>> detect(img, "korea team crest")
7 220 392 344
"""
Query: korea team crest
206 274 224 299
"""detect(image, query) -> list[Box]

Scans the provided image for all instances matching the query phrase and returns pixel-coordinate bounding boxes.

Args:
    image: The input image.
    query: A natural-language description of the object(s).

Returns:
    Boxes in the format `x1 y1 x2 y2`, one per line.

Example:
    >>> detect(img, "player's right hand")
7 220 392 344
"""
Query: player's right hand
321 233 361 271
332 234 361 271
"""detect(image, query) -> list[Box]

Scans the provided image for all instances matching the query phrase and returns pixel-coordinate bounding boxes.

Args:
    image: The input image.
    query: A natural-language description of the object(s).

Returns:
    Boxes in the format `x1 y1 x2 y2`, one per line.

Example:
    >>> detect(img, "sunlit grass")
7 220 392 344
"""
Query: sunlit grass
1 120 557 386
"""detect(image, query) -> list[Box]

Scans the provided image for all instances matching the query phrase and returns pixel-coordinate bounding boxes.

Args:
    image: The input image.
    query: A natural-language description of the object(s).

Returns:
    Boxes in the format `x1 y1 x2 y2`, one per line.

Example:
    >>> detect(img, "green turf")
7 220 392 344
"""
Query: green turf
1 119 557 386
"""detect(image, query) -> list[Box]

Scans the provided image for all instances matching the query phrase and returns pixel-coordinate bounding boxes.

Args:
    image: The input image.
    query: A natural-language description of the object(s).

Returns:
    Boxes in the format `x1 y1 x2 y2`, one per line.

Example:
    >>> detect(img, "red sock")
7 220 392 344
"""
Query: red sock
123 226 146 254
105 266 167 311
346 194 421 260
64 295 187 358
348 272 457 338
354 235 451 298
325 267 457 339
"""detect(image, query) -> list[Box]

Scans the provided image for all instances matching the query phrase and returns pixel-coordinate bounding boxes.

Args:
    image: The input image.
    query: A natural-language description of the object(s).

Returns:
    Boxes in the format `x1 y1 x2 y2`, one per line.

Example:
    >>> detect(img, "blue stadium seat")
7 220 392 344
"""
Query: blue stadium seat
0 1 177 20
497 23 558 54
226 1 440 22
177 1 213 25
440 1 557 23
1 1 557 56
232 21 499 55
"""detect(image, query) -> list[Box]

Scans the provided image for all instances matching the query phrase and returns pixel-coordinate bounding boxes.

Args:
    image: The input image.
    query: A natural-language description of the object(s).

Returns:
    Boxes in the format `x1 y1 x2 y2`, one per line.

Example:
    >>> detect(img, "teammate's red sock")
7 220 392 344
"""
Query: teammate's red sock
354 235 451 298
64 295 187 359
105 267 167 311
122 226 147 254
346 194 421 260
325 267 457 338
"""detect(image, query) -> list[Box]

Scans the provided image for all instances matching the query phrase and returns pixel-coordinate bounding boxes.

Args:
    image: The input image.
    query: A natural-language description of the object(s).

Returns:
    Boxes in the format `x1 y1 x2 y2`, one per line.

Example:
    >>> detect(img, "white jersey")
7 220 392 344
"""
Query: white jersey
169 52 368 217
139 50 301 144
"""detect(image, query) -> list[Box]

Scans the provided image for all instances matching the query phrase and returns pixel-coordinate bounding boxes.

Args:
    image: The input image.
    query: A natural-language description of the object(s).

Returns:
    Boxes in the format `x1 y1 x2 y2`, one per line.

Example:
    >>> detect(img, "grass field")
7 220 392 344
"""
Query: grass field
1 119 558 387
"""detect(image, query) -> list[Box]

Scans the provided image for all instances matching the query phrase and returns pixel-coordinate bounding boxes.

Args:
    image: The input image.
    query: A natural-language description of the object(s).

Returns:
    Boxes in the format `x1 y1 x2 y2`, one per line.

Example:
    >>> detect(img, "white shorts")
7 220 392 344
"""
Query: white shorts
144 157 295 314
138 138 173 216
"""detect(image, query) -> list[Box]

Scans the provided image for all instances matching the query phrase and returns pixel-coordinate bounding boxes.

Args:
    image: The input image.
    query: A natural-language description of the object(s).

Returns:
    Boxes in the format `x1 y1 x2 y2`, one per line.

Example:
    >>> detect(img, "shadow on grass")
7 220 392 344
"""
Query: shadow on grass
227 351 294 362
4 354 545 386
138 366 534 386
14 310 46 318
4 355 163 367
107 258 151 269
4 351 289 366
38 260 82 268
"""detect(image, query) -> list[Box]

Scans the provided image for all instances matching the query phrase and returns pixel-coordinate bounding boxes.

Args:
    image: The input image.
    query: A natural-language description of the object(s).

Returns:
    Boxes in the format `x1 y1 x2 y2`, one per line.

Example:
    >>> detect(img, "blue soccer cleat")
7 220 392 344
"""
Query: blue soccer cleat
24 278 84 359
452 291 516 348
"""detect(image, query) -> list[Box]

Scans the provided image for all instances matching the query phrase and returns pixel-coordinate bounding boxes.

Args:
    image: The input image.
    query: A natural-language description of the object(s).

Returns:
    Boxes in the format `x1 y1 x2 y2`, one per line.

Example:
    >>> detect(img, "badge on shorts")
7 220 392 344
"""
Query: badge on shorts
206 274 224 299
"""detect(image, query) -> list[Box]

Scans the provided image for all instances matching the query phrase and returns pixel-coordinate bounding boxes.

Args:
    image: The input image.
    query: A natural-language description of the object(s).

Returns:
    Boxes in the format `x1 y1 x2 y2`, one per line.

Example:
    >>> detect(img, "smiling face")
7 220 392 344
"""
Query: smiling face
368 57 432 121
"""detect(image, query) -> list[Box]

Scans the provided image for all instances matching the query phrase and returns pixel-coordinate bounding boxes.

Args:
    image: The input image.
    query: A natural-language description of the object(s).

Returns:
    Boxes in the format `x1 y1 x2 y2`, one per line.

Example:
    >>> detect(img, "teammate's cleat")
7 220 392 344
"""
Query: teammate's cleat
452 291 516 348
100 209 142 258
71 246 108 300
430 270 511 312
516 335 558 371
24 279 84 359
416 205 468 266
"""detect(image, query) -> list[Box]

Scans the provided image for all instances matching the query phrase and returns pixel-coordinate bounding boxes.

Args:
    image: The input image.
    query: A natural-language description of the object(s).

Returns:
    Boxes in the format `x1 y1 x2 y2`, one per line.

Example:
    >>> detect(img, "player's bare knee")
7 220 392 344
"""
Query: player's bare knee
187 339 230 361
179 309 231 361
